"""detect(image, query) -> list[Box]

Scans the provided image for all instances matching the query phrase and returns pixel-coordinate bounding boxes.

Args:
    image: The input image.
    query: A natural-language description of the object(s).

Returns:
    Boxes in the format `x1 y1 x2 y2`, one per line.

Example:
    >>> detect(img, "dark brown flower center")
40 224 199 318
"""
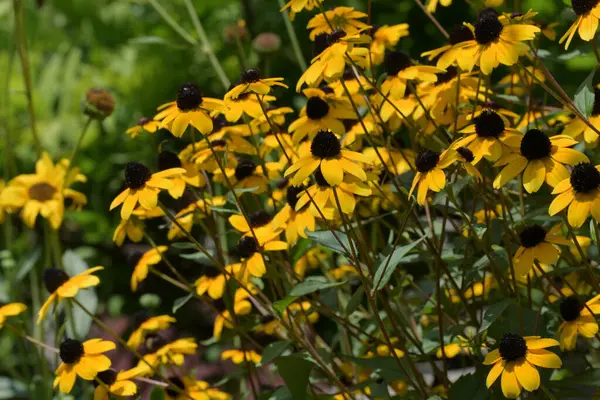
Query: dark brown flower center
176 83 203 111
449 25 475 45
306 97 330 120
519 224 546 248
241 69 261 83
456 147 474 162
326 29 347 46
475 110 505 138
59 338 84 364
43 268 70 293
311 130 341 159
234 159 257 181
560 295 583 322
570 162 600 193
94 369 118 387
386 51 412 76
237 237 259 258
157 151 182 171
28 182 57 202
314 169 331 187
415 150 440 173
520 129 552 160
125 162 152 190
436 66 458 85
475 14 504 45
498 333 527 362
572 0 600 16
286 185 304 209
313 33 329 57
249 211 272 227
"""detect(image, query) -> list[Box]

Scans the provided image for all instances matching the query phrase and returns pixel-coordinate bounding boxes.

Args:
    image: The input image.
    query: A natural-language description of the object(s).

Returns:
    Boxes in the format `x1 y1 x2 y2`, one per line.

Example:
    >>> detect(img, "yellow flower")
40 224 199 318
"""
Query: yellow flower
273 186 317 245
307 7 369 40
131 246 167 292
362 147 415 176
328 264 359 281
0 303 27 328
221 349 261 365
497 66 545 97
0 152 86 229
409 149 457 205
381 51 445 99
426 0 451 13
294 248 328 278
127 315 176 350
93 367 142 400
540 21 559 41
231 229 287 278
251 106 294 133
280 0 323 20
167 197 225 241
289 88 356 142
213 158 278 194
549 162 600 227
154 83 223 137
512 224 569 277
560 0 600 49
421 25 478 71
437 336 478 359
214 286 257 340
109 162 185 220
125 117 160 138
484 334 561 398
38 267 103 323
453 11 540 75
558 294 600 350
165 376 231 400
195 264 244 299
285 130 369 186
113 206 164 246
157 151 206 199
455 109 521 164
138 338 198 371
222 92 276 123
493 130 588 193
54 338 115 393
562 89 600 146
224 69 287 100
229 210 278 242
368 24 409 66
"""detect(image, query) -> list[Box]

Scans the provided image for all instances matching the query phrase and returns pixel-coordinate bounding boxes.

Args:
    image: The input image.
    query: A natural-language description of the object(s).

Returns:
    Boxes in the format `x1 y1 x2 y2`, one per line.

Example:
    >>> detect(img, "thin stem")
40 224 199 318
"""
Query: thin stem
147 0 196 45
277 0 307 71
66 117 92 173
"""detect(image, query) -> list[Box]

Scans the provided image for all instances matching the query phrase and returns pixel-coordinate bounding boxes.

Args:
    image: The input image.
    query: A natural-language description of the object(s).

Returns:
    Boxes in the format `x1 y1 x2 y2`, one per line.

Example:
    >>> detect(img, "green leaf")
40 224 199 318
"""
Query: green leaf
149 385 165 400
259 341 290 366
273 296 298 315
574 68 596 117
179 251 212 263
173 293 193 313
448 370 489 400
372 235 426 292
306 230 351 255
63 250 97 338
0 377 27 399
289 276 346 297
15 249 40 281
275 355 313 400
345 286 364 315
479 299 511 333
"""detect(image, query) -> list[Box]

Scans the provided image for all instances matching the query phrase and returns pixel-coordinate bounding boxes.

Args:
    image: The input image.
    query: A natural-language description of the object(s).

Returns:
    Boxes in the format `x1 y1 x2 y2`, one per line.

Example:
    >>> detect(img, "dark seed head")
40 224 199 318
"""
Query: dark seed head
59 338 84 364
498 333 527 362
211 139 227 148
570 162 600 193
449 25 475 45
276 178 289 190
125 162 152 190
237 236 259 258
212 115 229 132
165 377 185 398
310 130 341 159
43 268 70 293
572 0 600 16
326 29 347 46
138 117 151 126
475 110 505 138
456 147 474 162
479 7 500 20
592 88 600 116
94 369 117 387
415 150 440 173
241 69 261 83
520 129 552 160
386 51 413 76
145 333 166 353
436 66 458 85
519 224 547 248
176 83 203 111
314 169 331 187
249 211 272 228
475 14 504 45
28 182 57 202
235 159 257 181
305 97 330 120
157 151 182 171
560 296 583 322
286 185 304 209
313 33 329 57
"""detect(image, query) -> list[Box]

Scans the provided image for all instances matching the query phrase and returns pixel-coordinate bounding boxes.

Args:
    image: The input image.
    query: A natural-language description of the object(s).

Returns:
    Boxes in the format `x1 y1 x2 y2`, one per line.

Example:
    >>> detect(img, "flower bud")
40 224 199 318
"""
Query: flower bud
252 32 281 54
83 88 115 120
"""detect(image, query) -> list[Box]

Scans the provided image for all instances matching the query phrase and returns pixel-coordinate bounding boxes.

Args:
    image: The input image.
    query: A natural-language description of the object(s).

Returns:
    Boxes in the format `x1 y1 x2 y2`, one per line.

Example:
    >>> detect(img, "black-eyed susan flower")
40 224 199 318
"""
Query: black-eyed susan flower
213 158 278 194
289 88 355 142
560 0 600 49
273 185 317 245
484 334 561 398
54 338 115 393
513 224 569 277
295 247 328 279
437 336 476 359
127 315 176 350
225 69 287 100
0 153 86 229
113 206 163 246
285 130 368 186
222 89 276 123
221 349 261 365
539 21 560 41
0 303 27 328
154 82 223 137
453 10 540 75
455 147 482 181
93 367 141 400
214 286 257 340
138 337 198 371
421 25 478 71
131 246 167 292
167 197 225 240
455 109 521 164
493 130 588 193
426 0 451 12
195 264 239 299
125 117 160 139
251 105 294 133
362 147 415 176
550 162 600 227
229 210 277 241
381 51 445 99
558 295 600 350
563 88 600 147
280 0 323 20
157 151 205 199
294 170 372 218
38 267 103 323
307 7 369 41
409 149 457 205
164 376 231 400
368 24 410 66
109 162 185 220
233 230 288 278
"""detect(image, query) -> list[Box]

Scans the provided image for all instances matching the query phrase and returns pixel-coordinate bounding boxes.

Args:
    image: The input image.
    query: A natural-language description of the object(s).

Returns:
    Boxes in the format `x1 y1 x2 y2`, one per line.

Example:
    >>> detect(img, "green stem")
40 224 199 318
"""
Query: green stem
66 117 92 173
277 0 307 70
147 0 197 45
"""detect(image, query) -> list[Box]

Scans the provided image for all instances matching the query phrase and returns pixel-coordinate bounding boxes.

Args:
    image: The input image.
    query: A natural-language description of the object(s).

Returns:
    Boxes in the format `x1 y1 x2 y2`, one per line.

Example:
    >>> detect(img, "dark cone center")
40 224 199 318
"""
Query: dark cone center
386 51 413 76
475 110 505 138
449 25 475 45
572 0 600 15
475 15 504 45
241 69 261 83
519 224 547 248
249 211 272 228
176 83 203 111
457 147 475 162
28 182 57 202
237 237 259 258
306 97 330 120
498 333 527 362
235 159 257 181
560 295 583 322
138 117 150 126
157 151 182 171
43 268 70 293
211 139 227 148
314 169 331 187
310 130 341 159
59 338 84 364
313 33 329 57
520 129 552 160
436 66 458 85
570 162 600 193
286 185 304 209
145 333 166 353
94 369 118 387
415 150 440 173
326 29 347 46
125 162 152 190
